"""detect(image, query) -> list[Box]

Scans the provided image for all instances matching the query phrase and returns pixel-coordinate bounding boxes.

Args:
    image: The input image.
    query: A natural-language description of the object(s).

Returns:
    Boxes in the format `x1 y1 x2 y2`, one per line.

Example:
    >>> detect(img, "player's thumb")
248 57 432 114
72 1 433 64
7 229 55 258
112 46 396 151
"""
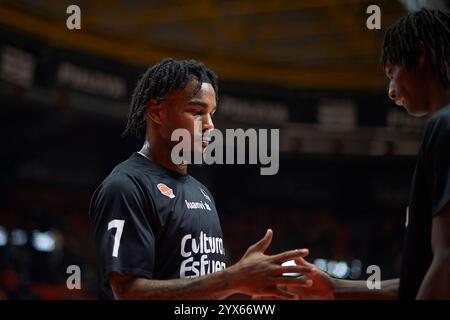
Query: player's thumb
253 229 273 253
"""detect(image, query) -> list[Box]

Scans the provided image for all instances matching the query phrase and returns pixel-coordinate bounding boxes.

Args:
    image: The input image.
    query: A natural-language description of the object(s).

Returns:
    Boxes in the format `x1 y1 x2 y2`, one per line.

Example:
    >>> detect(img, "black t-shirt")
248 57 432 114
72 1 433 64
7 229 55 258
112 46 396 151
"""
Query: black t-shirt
399 105 450 300
89 152 227 299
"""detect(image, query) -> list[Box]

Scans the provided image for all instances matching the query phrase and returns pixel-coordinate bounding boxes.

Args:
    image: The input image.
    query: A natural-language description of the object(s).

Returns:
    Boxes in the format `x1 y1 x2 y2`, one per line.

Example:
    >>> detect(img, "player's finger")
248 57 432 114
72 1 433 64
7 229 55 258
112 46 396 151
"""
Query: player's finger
248 229 273 254
294 256 316 268
270 248 309 263
272 265 314 276
273 276 314 287
269 287 299 300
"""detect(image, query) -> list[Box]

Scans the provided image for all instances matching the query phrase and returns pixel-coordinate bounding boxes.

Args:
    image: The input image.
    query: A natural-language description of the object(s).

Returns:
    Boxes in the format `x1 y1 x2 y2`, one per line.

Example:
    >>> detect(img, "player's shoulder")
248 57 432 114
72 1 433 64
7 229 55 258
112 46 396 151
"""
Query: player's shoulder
426 104 450 130
186 174 207 189
98 154 151 192
92 172 138 204
111 152 163 180
422 104 450 150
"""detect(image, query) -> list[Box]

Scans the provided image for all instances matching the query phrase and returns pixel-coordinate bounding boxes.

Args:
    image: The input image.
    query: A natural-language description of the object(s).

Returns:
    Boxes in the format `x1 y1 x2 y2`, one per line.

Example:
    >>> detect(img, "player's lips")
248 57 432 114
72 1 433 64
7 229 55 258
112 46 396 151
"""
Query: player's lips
395 96 405 106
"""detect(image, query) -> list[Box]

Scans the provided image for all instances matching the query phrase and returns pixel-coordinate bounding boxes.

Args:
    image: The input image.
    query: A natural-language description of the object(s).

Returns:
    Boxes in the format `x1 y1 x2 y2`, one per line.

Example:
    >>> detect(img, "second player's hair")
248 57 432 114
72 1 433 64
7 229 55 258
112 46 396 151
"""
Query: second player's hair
381 8 450 86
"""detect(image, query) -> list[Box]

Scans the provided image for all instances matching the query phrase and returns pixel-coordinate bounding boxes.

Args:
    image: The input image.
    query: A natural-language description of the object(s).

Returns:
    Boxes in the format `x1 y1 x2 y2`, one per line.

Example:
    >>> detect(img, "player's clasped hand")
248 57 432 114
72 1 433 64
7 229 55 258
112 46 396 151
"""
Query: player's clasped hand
226 229 316 300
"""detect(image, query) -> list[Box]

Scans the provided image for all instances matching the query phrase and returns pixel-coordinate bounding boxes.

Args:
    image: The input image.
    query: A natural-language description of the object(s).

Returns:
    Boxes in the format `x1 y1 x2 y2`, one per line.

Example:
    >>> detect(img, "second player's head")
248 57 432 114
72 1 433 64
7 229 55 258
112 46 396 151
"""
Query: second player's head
123 58 218 153
381 8 450 116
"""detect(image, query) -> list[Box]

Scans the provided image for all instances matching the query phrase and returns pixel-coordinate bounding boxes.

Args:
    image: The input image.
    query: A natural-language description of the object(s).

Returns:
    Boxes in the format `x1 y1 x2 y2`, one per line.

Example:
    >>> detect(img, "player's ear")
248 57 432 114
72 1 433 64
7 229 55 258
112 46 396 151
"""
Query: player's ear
146 99 163 125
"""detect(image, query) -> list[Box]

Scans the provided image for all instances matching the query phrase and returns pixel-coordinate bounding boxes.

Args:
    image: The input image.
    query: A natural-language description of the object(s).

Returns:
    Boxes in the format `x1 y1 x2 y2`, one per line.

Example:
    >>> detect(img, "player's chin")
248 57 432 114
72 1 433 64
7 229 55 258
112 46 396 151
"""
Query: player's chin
202 140 210 149
187 149 204 167
405 104 428 117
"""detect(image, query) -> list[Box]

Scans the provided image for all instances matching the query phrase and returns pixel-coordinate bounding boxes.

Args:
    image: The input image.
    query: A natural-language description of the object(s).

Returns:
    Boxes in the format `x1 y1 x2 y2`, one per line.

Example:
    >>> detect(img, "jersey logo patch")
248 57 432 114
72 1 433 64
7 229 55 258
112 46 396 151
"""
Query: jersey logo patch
157 183 175 199
200 188 211 202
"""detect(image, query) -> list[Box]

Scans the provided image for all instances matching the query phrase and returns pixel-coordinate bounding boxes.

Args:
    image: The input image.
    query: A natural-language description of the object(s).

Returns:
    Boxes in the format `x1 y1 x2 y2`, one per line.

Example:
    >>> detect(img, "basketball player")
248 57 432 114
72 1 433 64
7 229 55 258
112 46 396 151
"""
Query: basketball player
89 58 315 299
286 8 450 300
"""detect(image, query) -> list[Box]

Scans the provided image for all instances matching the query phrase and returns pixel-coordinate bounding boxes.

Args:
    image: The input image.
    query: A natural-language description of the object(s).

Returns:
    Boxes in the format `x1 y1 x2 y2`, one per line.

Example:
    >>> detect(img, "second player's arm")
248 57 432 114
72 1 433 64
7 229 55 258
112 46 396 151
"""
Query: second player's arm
290 257 399 300
332 278 399 299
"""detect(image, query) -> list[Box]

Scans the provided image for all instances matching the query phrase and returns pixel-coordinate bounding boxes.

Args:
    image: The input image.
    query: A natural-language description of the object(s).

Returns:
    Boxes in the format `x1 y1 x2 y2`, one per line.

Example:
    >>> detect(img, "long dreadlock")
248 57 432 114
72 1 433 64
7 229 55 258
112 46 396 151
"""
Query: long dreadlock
381 8 450 87
123 58 218 137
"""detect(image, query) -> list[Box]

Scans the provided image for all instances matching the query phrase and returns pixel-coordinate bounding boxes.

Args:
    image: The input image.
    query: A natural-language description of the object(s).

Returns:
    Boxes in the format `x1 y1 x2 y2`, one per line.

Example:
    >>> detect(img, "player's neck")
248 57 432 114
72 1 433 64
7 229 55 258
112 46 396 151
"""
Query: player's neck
139 139 188 175
428 83 450 115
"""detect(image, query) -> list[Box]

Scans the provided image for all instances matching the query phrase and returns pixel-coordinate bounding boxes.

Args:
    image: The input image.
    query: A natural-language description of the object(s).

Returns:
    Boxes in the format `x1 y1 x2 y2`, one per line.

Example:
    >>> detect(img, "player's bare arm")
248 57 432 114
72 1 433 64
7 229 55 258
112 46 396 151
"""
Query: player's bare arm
110 229 315 300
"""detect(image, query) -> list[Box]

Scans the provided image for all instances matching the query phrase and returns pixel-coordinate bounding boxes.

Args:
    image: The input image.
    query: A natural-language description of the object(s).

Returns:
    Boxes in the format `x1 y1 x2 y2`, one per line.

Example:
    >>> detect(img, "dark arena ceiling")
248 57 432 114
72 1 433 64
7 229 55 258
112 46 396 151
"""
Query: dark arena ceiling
0 0 409 91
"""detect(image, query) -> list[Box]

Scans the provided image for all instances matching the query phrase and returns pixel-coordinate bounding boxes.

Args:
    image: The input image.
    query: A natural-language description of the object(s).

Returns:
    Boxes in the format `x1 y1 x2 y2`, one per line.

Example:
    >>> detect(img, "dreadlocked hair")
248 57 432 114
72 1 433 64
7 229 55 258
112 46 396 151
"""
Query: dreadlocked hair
123 58 218 137
381 8 450 87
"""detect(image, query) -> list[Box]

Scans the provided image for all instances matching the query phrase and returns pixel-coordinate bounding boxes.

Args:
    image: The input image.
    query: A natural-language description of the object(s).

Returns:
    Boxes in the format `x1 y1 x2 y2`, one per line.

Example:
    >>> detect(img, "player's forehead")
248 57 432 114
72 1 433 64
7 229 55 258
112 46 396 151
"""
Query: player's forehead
187 80 215 97
180 80 216 105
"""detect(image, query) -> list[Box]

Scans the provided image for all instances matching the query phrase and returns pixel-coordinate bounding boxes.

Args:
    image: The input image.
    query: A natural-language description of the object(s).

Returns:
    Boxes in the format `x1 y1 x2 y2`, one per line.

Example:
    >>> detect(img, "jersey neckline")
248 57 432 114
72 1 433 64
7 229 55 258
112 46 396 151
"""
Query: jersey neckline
133 152 190 181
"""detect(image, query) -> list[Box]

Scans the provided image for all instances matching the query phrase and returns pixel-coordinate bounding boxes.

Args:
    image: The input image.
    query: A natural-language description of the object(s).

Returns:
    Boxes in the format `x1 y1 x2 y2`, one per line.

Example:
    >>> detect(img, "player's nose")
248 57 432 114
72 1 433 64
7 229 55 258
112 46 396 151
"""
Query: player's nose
388 82 397 101
203 114 214 132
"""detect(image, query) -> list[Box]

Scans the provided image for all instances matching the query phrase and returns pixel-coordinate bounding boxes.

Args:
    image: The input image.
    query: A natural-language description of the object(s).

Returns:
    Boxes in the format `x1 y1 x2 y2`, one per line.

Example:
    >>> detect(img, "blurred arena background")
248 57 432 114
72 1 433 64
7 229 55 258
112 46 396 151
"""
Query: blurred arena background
0 0 446 299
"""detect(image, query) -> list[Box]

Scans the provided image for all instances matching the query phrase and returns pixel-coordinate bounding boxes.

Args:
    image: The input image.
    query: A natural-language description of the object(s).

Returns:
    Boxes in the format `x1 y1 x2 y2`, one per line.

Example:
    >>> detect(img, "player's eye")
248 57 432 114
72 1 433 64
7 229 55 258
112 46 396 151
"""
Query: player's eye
189 109 202 116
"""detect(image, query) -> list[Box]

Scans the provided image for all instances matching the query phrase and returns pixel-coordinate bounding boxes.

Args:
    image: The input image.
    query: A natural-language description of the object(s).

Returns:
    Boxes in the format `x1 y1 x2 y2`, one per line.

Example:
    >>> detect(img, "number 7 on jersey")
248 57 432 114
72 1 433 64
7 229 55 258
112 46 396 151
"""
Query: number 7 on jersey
108 219 125 257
